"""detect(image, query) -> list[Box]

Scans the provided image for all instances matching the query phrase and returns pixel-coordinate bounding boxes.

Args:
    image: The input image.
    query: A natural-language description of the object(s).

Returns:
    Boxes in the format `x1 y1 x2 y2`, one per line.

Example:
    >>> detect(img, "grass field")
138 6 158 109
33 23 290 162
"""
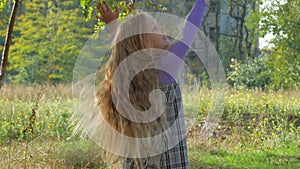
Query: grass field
0 84 299 168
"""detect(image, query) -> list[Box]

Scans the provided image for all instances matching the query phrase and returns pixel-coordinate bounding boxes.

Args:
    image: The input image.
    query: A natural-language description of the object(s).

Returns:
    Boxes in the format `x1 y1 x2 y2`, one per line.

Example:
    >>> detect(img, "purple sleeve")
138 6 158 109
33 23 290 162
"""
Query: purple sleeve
159 0 207 85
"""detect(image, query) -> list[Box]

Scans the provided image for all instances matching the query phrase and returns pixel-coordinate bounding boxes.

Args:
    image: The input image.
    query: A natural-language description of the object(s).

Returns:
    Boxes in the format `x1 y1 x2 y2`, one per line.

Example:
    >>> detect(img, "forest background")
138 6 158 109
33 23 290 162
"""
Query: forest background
0 0 299 168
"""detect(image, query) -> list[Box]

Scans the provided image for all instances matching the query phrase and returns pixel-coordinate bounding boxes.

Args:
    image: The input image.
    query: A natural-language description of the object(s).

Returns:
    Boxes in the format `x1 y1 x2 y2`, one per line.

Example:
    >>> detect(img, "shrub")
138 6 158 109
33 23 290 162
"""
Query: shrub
227 56 271 90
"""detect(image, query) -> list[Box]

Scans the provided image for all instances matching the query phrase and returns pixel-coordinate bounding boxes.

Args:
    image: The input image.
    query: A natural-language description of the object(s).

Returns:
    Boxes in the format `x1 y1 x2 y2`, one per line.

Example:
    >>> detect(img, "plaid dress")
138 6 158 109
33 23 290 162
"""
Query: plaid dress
122 82 189 169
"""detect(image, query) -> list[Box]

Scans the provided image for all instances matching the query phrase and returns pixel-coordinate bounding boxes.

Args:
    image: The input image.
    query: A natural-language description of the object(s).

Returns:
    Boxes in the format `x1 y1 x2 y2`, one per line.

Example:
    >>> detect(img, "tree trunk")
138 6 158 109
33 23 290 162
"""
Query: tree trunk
0 0 19 88
215 0 219 52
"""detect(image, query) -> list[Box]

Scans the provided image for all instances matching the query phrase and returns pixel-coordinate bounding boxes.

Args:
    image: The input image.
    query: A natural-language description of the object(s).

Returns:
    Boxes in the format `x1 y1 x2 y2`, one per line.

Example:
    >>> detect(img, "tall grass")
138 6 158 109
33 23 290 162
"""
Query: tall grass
0 84 74 143
1 84 299 168
0 84 84 168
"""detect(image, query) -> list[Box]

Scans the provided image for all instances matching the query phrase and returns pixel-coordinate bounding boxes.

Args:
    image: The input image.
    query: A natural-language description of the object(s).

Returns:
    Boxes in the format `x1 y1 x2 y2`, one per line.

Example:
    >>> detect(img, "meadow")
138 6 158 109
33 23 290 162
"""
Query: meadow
0 84 299 169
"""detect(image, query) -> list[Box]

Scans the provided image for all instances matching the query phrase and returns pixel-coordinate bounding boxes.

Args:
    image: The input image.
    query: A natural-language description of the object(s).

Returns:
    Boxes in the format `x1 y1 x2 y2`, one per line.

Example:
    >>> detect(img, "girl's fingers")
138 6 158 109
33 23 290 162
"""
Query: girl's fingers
97 3 104 14
97 2 106 13
114 4 119 16
96 1 119 23
103 0 111 11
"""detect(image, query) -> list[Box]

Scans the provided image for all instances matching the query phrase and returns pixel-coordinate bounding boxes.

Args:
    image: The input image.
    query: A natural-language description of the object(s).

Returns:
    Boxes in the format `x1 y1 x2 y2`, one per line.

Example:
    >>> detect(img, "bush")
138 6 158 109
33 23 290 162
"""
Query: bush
227 56 271 90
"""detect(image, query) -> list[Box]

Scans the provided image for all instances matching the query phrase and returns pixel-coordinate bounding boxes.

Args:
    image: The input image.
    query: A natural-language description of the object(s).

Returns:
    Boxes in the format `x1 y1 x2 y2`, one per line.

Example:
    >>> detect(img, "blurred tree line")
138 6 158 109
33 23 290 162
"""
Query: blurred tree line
1 0 94 84
227 0 300 90
0 0 299 90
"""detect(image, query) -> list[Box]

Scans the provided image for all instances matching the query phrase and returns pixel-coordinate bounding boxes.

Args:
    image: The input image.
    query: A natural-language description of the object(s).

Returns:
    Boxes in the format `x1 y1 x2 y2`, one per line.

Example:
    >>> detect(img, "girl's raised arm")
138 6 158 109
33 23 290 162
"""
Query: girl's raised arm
159 0 208 85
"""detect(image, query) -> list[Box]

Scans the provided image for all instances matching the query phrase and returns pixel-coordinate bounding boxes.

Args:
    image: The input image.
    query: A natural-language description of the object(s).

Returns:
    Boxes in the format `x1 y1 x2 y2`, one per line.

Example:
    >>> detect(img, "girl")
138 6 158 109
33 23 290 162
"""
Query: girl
95 0 209 168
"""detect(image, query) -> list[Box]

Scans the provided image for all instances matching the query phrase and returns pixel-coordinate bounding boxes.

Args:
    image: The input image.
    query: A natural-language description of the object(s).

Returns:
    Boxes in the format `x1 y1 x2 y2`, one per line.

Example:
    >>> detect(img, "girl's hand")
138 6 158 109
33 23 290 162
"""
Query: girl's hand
96 0 119 24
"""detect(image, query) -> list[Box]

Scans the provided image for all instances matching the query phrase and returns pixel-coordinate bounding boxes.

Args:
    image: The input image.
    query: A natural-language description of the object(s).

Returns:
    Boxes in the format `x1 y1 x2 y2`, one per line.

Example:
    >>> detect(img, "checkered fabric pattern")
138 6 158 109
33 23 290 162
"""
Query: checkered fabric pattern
122 82 189 169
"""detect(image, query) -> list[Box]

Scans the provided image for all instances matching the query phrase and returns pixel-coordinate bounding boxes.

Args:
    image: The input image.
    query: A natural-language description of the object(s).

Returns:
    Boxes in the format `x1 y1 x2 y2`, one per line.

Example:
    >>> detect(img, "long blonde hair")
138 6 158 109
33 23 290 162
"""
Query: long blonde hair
96 13 166 167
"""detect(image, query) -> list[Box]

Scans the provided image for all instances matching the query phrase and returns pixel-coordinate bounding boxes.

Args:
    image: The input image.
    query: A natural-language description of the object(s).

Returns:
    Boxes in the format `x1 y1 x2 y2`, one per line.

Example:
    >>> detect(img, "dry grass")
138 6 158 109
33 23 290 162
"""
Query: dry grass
0 138 105 169
0 84 72 101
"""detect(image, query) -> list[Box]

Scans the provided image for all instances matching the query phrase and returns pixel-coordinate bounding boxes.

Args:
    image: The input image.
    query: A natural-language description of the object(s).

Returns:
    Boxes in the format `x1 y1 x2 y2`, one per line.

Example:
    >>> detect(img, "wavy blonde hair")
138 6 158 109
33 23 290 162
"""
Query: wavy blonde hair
96 13 166 167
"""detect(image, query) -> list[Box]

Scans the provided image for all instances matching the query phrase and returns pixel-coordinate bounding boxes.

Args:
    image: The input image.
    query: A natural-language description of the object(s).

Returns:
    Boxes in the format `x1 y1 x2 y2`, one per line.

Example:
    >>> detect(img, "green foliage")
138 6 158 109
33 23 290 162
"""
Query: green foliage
0 1 13 59
0 0 7 11
258 0 300 90
226 0 300 90
80 0 93 18
2 0 297 88
227 56 271 89
218 0 260 70
268 47 300 90
7 0 93 84
80 0 132 32
0 9 9 56
80 0 195 33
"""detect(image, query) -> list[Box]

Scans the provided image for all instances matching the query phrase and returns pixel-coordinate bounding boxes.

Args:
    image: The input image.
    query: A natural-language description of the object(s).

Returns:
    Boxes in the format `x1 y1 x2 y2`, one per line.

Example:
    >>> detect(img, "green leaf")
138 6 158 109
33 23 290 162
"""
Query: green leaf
0 0 7 11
